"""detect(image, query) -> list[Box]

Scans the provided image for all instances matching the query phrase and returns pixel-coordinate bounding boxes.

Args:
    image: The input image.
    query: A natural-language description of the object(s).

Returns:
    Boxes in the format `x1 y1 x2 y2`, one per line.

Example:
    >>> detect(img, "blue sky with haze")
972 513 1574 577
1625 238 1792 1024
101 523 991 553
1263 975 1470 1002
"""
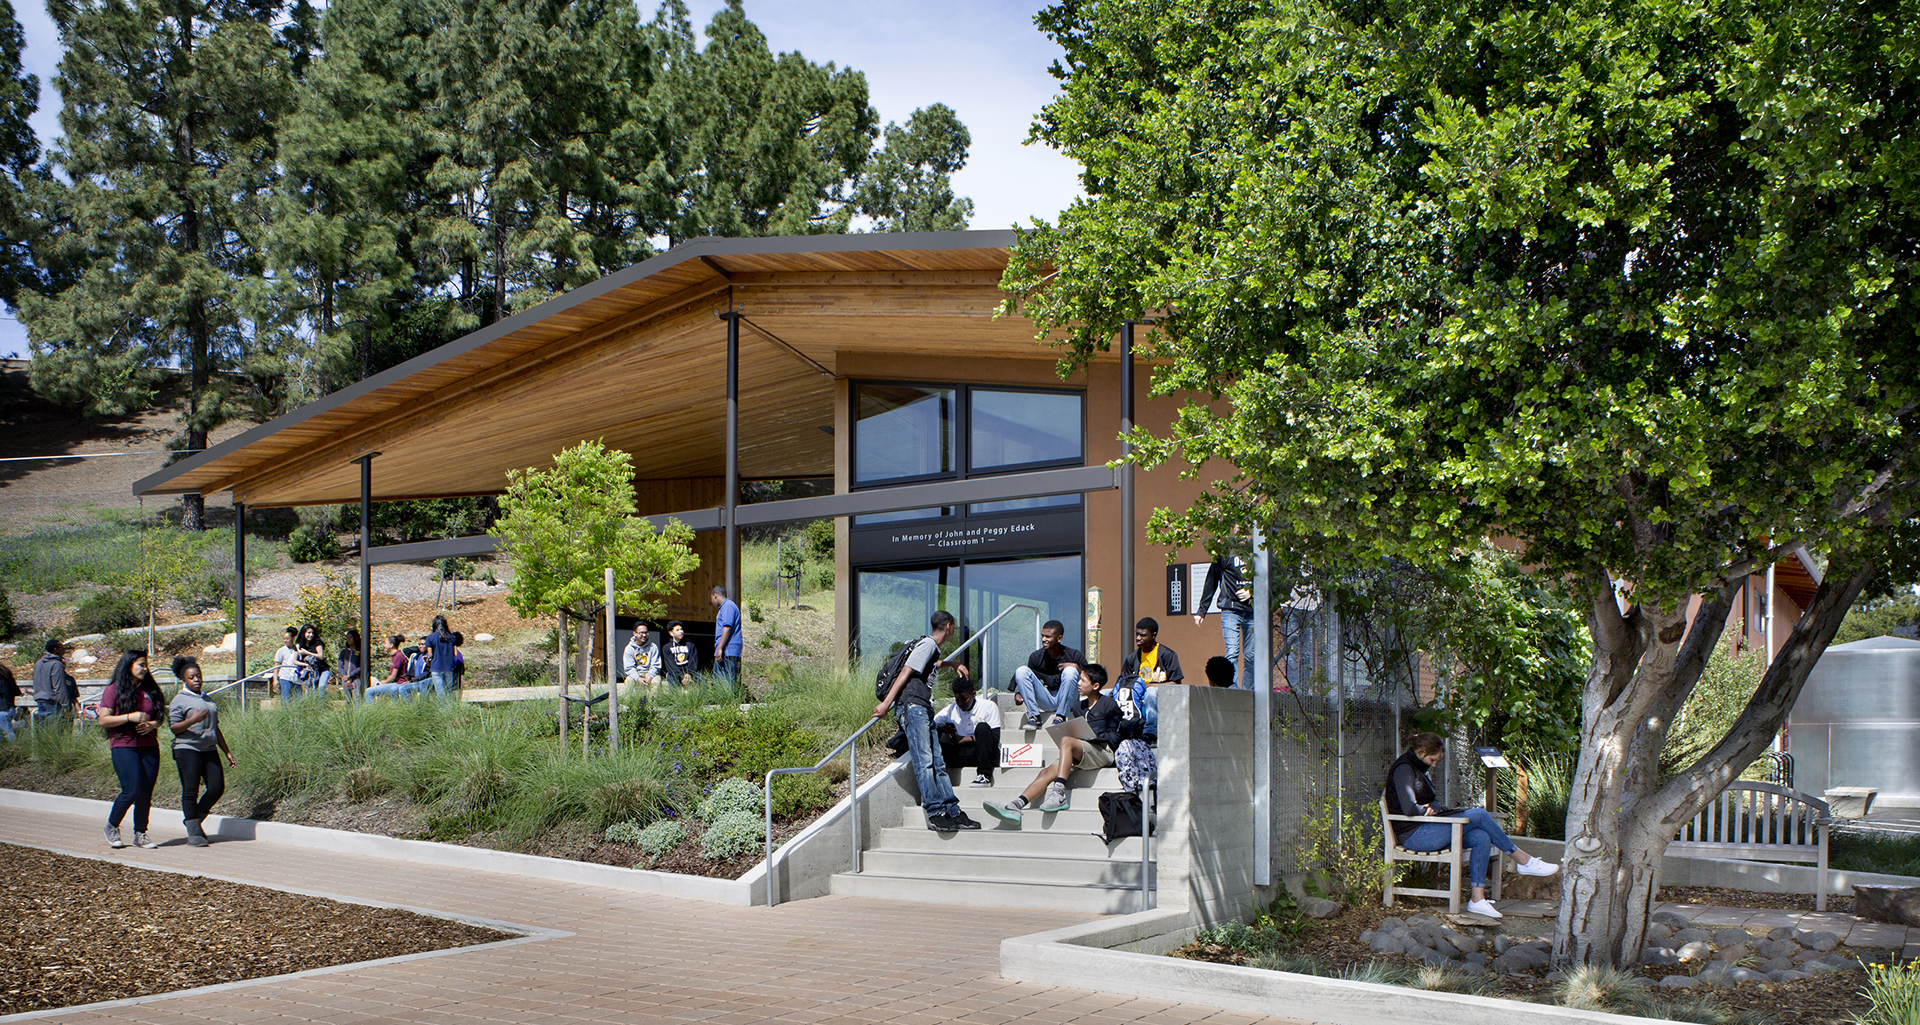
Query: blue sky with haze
0 0 1084 358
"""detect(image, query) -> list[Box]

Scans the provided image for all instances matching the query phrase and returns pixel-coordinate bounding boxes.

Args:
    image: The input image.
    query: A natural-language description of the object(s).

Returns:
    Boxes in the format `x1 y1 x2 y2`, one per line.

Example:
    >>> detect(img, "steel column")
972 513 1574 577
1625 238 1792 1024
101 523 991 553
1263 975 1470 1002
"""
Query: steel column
1119 321 1136 645
233 502 246 710
356 453 378 702
724 310 740 603
606 567 618 753
1253 525 1271 887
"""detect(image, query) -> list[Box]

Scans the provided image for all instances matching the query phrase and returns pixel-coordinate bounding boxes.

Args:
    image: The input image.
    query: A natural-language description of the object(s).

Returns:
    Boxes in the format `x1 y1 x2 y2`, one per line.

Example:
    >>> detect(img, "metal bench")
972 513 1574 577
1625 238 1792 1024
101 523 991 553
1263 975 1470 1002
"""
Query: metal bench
1667 781 1832 911
1379 797 1501 914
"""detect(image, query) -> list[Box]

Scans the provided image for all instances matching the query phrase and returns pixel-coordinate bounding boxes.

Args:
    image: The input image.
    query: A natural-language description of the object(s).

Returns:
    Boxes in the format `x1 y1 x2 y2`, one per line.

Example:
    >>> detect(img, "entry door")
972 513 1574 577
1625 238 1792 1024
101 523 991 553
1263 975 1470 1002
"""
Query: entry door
964 554 1084 694
854 562 958 667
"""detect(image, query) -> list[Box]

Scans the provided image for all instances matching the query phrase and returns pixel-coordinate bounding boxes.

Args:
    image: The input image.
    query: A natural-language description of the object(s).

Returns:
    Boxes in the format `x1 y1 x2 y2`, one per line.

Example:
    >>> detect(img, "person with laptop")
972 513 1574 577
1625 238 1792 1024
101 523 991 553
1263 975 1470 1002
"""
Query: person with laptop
983 663 1139 820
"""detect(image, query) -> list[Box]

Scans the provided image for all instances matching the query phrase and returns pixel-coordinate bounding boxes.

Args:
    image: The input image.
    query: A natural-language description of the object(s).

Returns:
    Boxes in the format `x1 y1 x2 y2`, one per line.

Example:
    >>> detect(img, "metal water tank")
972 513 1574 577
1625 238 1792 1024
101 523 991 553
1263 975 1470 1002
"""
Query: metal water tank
1787 635 1920 813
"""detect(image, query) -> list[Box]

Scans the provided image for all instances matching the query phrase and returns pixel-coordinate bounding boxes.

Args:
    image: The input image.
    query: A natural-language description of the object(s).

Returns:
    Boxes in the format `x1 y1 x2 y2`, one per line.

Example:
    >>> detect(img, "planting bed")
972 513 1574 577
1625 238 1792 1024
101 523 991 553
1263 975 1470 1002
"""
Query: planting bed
0 842 510 1015
1176 895 1888 1024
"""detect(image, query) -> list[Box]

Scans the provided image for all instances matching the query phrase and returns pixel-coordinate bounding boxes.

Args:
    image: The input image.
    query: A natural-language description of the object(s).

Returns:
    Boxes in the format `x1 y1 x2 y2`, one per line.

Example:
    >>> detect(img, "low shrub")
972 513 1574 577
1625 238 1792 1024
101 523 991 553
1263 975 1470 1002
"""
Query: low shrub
656 704 824 783
700 810 762 860
604 819 645 845
635 820 686 860
72 588 141 636
287 525 340 563
771 773 834 820
0 581 14 639
1855 958 1920 1025
340 765 389 803
1832 828 1920 878
698 777 764 821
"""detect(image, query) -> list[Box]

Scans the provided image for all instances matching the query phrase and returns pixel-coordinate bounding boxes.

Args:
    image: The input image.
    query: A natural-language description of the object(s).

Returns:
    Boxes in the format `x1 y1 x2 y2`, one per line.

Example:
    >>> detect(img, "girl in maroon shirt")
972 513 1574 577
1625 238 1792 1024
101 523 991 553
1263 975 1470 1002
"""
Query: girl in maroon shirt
98 649 166 849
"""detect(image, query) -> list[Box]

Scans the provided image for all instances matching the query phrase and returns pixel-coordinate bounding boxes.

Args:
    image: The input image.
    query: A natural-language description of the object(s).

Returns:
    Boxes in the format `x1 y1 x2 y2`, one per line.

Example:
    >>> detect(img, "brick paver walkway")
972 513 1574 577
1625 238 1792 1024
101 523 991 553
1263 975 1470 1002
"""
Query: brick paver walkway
4 806 1302 1025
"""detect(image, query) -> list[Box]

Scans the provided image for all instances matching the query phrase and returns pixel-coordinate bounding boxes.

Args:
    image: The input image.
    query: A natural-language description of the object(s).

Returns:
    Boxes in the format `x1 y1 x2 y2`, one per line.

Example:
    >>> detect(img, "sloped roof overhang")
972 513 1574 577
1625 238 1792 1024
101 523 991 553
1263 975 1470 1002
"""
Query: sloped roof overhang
134 230 1068 508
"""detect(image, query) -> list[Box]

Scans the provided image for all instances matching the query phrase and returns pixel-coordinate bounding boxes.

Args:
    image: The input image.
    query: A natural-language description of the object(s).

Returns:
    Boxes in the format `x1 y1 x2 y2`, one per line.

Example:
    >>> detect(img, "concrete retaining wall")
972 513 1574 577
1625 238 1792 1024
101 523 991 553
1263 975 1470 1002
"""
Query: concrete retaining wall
1156 686 1260 926
1511 835 1920 894
3 768 917 908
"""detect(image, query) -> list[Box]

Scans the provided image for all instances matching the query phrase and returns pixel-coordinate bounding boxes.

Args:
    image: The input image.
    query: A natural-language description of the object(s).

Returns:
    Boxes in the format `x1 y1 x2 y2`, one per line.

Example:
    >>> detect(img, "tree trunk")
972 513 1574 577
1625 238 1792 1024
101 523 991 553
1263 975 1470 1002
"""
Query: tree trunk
1555 563 1876 966
574 612 595 700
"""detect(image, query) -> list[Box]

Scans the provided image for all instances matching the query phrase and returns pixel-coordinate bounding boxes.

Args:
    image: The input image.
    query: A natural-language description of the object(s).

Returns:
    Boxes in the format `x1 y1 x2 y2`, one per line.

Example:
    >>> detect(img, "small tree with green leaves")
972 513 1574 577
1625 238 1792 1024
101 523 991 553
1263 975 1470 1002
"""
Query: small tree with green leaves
494 440 699 690
125 526 199 654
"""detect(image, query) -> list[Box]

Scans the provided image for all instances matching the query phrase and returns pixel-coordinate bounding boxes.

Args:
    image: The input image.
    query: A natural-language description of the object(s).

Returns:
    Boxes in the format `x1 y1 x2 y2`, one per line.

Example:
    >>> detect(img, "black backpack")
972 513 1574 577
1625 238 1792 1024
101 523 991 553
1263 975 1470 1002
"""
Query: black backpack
1096 790 1153 844
874 636 930 700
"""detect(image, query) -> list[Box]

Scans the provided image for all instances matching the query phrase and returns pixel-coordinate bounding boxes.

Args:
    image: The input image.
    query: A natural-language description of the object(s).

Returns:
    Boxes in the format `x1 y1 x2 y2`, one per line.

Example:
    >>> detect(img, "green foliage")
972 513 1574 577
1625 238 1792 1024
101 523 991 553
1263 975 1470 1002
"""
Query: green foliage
798 519 834 562
122 526 200 642
1832 830 1920 879
1551 964 1771 1024
634 819 686 860
771 773 834 820
658 704 823 783
1836 591 1920 647
1661 650 1769 784
288 573 357 649
1289 792 1396 907
603 819 645 845
495 440 699 684
0 0 40 310
747 598 764 623
0 580 13 639
699 809 762 861
697 776 764 822
1854 958 1920 1025
71 588 140 636
286 525 340 563
852 104 973 232
25 720 110 775
0 518 228 597
1499 749 1576 841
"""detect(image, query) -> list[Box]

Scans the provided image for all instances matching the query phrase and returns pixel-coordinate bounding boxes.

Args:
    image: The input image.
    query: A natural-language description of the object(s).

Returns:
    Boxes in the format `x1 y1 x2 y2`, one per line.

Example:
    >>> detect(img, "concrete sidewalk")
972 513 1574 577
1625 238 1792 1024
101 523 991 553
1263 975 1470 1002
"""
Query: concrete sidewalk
3 805 1299 1025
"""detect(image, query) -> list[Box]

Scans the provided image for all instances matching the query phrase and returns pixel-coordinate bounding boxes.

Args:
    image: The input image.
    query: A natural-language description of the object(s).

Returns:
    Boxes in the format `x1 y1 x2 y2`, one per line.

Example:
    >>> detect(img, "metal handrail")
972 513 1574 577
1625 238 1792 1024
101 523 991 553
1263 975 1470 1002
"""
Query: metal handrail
759 602 1044 907
765 714 887 906
1139 778 1155 912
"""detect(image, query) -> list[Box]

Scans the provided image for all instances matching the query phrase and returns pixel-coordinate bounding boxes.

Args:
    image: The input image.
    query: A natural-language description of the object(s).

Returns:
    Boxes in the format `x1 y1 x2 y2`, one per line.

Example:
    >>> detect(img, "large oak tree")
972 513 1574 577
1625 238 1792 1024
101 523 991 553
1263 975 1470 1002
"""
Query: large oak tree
1008 0 1920 965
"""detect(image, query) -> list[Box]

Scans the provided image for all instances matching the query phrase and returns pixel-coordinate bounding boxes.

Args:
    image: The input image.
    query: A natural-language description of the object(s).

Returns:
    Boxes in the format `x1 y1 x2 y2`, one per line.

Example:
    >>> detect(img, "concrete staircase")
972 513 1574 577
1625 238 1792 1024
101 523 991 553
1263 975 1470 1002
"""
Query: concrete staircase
828 696 1157 914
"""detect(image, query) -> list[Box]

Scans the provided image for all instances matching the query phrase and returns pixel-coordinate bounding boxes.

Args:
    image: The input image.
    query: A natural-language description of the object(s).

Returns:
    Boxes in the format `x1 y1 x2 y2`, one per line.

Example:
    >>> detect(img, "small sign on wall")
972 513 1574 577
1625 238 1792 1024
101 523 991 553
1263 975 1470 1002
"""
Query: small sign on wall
1001 742 1042 768
1166 565 1186 616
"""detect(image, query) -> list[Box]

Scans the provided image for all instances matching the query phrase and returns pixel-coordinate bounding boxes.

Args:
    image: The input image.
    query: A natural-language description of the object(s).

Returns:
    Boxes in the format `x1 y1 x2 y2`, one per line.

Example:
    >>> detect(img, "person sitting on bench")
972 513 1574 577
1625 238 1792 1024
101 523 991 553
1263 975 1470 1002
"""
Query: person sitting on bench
1385 731 1558 918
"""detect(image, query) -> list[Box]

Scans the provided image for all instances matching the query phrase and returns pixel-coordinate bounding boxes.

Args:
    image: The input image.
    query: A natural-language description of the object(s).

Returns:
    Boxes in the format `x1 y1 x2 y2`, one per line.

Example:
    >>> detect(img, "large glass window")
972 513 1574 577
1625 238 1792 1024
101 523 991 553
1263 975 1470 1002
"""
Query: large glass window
853 555 1084 686
855 385 954 484
853 506 951 526
969 389 1083 471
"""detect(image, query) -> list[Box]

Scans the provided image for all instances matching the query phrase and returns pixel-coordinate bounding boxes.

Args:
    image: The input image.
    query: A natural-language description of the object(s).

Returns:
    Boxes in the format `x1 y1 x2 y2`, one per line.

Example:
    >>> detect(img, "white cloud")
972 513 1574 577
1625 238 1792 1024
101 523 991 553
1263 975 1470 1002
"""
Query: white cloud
0 0 1084 359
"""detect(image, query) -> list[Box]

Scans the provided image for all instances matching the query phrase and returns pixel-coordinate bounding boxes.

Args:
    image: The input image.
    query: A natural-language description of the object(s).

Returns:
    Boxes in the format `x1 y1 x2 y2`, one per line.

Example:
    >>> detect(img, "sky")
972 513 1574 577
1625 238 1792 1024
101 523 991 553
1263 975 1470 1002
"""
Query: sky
0 0 1086 358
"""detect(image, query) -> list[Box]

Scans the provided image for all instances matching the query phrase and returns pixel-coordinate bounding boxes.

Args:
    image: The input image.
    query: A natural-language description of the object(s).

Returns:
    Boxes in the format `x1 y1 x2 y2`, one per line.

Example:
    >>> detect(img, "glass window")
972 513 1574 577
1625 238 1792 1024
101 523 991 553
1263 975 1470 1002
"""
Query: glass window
965 555 1085 692
856 385 955 484
968 494 1081 516
855 564 956 667
969 389 1082 471
853 507 951 526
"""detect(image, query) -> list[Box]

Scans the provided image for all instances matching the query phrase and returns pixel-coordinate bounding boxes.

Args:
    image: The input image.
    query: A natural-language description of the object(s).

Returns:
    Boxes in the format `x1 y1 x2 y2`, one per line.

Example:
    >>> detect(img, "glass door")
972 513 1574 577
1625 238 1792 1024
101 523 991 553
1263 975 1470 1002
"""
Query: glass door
963 555 1084 693
854 562 958 670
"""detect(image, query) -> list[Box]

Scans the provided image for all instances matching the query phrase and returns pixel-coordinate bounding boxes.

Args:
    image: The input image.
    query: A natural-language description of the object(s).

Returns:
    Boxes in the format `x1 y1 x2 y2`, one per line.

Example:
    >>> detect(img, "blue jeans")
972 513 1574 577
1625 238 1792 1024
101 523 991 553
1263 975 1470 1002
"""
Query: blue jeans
278 675 302 704
1221 609 1254 690
715 656 740 686
365 680 420 702
896 703 959 819
36 698 64 721
1012 665 1080 720
424 671 453 697
304 670 332 699
0 707 16 741
1398 807 1517 887
109 746 160 833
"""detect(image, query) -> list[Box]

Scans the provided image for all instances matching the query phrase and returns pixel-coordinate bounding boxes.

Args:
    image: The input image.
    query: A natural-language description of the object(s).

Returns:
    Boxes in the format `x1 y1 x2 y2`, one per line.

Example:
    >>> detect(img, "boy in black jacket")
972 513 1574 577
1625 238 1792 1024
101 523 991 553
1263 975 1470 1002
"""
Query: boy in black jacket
984 664 1139 820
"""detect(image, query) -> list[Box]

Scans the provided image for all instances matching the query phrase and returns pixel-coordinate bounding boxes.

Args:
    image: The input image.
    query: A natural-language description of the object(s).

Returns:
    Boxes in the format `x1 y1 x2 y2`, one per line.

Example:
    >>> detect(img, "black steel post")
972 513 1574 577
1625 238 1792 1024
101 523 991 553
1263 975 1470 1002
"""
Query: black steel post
724 311 740 602
1120 321 1135 648
358 453 378 699
233 502 246 697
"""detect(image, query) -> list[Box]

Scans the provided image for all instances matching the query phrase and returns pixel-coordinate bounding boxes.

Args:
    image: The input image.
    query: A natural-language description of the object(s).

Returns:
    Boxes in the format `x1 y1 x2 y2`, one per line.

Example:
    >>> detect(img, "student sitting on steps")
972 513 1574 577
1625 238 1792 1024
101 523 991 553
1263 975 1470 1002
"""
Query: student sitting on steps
985 663 1139 821
934 677 1002 788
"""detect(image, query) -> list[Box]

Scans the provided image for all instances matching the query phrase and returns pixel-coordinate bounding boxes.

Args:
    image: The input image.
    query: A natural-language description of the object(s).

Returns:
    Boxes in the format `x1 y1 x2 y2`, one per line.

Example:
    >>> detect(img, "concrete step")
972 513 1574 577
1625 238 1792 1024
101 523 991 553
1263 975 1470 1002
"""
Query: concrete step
829 870 1155 915
861 848 1154 887
876 824 1148 858
941 766 1129 791
904 803 1122 833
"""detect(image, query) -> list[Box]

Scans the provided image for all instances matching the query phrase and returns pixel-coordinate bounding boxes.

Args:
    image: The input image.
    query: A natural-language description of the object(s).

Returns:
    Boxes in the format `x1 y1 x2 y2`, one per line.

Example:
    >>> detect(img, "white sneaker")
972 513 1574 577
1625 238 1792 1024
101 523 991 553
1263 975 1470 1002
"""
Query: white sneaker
1038 781 1071 812
1466 899 1503 919
104 825 123 849
968 775 993 787
132 832 160 850
1517 858 1559 877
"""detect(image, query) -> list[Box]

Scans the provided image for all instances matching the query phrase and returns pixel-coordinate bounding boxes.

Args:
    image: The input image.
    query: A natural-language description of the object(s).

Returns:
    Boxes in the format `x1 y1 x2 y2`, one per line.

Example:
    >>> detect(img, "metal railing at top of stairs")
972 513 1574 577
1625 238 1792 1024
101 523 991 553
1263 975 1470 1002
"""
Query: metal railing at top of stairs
760 601 1045 907
1138 778 1155 912
204 668 274 711
766 714 886 907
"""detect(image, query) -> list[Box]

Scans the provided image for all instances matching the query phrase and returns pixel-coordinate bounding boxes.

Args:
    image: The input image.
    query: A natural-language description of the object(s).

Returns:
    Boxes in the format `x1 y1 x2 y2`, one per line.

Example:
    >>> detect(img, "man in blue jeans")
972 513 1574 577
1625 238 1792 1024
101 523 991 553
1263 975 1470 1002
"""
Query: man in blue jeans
873 610 981 833
1193 548 1254 690
710 586 743 685
1011 620 1084 729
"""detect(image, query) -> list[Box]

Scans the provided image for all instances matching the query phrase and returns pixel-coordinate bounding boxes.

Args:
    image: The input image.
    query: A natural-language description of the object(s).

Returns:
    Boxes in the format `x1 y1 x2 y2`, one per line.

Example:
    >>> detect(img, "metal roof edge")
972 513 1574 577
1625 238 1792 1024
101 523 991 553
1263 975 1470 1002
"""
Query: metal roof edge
131 229 1019 497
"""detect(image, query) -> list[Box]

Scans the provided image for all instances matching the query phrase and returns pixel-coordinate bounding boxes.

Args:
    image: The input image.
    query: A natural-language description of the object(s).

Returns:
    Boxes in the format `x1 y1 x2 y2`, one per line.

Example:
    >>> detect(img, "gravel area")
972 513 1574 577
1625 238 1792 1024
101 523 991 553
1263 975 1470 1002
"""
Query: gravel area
0 841 511 1015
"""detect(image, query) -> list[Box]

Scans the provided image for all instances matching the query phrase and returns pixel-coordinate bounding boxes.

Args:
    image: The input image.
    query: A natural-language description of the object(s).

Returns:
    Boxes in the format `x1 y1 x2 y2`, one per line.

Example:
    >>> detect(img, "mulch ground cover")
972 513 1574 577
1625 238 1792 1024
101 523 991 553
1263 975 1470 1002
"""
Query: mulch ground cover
1175 895 1883 1025
1 842 512 1015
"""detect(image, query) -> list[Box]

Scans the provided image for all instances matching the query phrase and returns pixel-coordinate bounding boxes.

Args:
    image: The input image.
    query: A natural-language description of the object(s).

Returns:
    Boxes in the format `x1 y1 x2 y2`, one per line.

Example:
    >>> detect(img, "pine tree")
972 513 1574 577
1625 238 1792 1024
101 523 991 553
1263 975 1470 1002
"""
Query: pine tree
0 0 39 310
855 104 973 233
21 0 296 529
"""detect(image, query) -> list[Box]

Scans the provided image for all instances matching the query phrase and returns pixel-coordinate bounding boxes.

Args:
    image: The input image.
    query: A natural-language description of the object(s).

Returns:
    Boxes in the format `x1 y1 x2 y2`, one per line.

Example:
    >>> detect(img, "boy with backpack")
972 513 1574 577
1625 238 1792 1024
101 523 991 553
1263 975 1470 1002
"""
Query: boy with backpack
872 611 982 832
